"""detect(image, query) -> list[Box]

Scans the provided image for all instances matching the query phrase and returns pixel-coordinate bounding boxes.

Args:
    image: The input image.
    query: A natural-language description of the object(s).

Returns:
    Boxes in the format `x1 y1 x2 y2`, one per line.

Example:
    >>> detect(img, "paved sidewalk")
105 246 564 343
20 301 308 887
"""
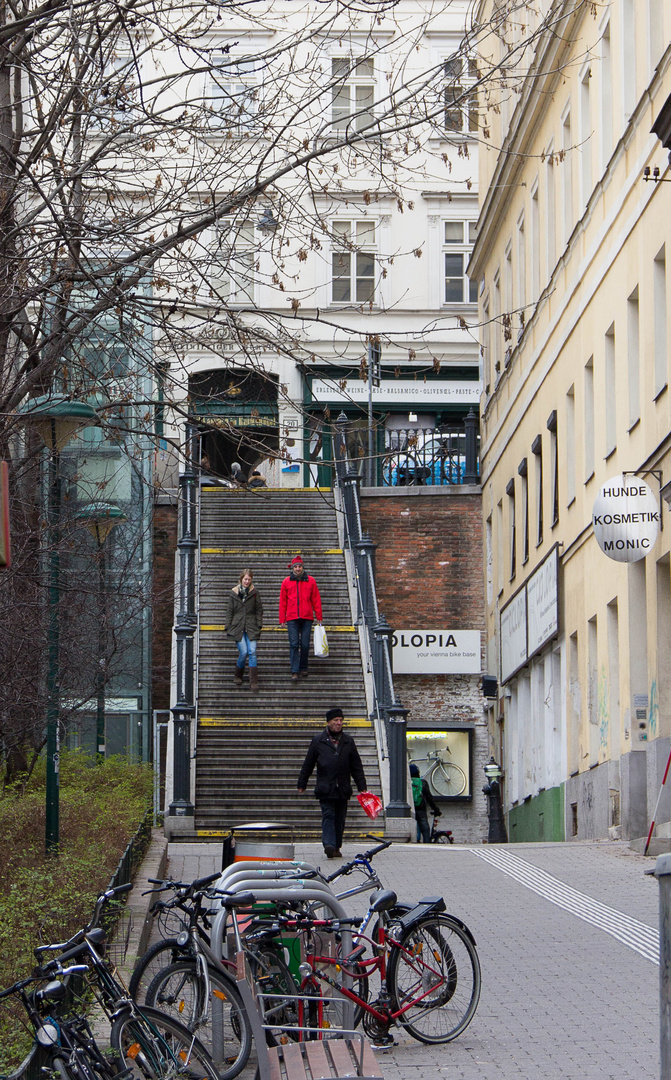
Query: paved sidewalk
163 840 660 1080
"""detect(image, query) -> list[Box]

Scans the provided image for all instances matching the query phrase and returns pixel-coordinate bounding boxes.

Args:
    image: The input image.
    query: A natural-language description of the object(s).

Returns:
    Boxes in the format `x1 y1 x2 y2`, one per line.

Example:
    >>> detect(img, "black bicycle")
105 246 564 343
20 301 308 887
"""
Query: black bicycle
32 883 223 1080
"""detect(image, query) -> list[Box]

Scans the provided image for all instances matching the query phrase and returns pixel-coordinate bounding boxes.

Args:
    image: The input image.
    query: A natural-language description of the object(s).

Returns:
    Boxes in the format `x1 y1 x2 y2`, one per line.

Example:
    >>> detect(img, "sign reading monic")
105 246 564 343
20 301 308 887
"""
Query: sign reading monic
592 474 660 562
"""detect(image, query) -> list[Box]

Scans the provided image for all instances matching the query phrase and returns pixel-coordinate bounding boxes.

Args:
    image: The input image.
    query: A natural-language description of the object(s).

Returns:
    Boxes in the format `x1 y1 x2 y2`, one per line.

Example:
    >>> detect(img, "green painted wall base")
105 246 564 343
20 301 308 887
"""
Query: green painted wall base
508 784 565 843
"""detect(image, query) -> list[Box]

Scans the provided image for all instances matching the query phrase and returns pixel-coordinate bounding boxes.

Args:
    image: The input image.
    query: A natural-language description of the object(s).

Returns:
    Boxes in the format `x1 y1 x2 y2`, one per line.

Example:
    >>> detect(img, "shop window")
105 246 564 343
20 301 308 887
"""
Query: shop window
407 727 473 800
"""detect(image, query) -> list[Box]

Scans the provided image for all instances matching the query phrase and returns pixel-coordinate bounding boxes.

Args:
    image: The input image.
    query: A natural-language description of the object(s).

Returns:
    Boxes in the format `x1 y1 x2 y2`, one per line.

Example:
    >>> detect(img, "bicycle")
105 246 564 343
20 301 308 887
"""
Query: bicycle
429 814 454 844
411 747 467 797
128 876 252 1078
0 962 119 1080
29 883 223 1080
243 891 481 1048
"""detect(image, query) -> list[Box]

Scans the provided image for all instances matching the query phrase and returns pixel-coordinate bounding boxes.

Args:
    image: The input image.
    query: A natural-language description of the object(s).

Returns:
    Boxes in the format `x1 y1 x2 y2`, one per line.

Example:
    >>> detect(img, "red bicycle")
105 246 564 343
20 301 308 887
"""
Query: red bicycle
252 892 481 1047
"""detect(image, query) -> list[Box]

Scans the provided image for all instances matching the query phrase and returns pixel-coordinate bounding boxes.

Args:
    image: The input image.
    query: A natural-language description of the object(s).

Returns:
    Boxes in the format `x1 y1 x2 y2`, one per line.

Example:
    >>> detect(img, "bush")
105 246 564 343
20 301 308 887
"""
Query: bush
0 751 152 1071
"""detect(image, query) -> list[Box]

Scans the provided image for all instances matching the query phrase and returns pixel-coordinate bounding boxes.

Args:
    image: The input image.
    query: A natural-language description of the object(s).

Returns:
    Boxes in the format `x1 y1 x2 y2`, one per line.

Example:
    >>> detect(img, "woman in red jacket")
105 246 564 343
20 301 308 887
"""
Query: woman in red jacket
279 556 323 680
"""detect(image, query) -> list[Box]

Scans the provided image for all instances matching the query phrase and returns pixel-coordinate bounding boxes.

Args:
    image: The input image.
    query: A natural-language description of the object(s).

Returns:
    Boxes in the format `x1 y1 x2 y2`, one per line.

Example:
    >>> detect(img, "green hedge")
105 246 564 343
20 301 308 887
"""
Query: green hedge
0 751 152 1072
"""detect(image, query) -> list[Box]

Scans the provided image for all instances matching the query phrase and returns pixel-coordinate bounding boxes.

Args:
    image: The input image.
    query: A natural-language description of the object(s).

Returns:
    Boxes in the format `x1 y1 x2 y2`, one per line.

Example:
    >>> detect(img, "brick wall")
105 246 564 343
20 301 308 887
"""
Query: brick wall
359 488 489 843
152 498 177 711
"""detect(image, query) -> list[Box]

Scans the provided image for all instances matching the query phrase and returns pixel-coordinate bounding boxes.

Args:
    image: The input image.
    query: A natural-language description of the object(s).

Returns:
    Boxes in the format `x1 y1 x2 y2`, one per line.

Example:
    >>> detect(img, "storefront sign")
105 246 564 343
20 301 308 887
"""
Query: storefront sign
592 474 660 562
527 547 559 656
500 590 527 684
310 378 480 404
391 630 481 674
500 544 560 684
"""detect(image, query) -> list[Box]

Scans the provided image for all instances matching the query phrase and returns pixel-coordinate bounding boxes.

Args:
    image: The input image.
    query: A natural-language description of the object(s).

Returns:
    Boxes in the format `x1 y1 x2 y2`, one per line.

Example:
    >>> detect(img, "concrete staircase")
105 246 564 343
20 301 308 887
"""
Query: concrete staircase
194 486 382 839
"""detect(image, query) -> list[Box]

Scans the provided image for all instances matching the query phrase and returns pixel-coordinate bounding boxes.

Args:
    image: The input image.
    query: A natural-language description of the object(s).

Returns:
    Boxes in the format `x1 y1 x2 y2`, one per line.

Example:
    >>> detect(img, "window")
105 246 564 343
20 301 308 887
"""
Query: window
580 67 592 205
561 109 573 245
605 324 616 455
331 58 375 132
517 214 526 329
654 245 667 395
545 149 556 277
584 357 595 479
532 434 543 545
507 478 516 580
547 410 558 527
530 181 540 301
209 57 259 136
211 221 256 304
518 458 529 564
566 386 576 504
443 221 477 303
622 0 636 120
444 57 478 134
331 220 376 304
600 23 612 168
627 287 640 426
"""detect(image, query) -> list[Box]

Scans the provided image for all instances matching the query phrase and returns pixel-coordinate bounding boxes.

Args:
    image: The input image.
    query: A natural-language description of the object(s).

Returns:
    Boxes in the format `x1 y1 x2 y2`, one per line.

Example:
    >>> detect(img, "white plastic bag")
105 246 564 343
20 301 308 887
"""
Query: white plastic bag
313 622 329 658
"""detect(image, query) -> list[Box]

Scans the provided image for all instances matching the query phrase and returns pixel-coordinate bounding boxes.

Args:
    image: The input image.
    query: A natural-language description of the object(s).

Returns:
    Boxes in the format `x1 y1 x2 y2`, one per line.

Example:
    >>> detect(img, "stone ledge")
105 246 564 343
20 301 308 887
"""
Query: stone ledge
629 835 671 856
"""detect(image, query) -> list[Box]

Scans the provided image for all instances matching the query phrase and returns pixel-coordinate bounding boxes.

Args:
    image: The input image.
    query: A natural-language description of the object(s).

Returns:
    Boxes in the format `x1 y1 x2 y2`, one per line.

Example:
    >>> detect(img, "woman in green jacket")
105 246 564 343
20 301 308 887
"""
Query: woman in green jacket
227 568 263 692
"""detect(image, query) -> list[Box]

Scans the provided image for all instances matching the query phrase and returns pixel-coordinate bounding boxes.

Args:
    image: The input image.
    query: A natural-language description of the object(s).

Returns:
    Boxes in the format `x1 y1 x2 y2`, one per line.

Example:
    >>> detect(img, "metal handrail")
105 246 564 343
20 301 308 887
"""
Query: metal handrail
333 415 410 819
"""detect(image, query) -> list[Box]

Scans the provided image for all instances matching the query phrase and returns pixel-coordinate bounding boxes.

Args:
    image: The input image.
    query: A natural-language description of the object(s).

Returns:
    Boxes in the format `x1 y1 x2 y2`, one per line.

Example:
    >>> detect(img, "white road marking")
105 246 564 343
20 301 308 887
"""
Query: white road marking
469 847 659 965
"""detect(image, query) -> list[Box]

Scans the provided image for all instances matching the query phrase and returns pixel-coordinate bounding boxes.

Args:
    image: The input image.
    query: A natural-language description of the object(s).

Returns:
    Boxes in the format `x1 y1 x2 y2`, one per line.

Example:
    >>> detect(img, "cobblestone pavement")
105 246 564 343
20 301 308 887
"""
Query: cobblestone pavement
165 840 660 1080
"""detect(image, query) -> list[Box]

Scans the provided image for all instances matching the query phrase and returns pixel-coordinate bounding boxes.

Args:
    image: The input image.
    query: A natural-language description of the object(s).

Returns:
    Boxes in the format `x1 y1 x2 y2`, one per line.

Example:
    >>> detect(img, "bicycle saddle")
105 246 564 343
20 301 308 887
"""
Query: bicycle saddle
368 888 398 912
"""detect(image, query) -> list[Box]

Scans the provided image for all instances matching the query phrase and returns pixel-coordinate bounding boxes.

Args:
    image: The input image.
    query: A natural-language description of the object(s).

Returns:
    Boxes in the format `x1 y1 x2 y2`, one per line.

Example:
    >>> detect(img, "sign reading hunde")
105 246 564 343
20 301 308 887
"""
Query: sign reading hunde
592 474 660 562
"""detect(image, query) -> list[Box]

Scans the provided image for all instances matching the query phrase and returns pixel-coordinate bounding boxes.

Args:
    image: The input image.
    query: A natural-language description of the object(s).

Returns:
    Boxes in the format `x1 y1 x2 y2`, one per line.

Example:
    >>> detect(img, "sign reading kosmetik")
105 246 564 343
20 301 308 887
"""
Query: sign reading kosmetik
391 630 481 674
592 474 660 562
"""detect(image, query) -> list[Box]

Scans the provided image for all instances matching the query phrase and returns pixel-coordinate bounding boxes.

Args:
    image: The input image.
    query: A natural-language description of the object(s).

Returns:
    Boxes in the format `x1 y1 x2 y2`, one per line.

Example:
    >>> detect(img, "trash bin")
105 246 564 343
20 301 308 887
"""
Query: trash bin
221 821 295 869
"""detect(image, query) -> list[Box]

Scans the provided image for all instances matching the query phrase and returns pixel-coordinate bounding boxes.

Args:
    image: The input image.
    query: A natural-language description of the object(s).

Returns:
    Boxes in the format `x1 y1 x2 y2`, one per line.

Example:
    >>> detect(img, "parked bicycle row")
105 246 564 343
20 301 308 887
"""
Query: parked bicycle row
0 838 481 1080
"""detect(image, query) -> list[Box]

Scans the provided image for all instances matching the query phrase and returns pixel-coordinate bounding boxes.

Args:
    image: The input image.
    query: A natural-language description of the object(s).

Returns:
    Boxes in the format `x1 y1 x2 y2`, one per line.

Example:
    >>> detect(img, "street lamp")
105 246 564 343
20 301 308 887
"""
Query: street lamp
15 394 99 856
76 503 126 762
482 756 508 844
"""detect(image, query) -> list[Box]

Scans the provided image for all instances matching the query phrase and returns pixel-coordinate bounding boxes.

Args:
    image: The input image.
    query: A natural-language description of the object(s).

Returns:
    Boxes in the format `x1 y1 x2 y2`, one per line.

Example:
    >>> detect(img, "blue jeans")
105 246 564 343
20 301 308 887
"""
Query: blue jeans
236 634 257 668
287 619 312 673
320 798 348 850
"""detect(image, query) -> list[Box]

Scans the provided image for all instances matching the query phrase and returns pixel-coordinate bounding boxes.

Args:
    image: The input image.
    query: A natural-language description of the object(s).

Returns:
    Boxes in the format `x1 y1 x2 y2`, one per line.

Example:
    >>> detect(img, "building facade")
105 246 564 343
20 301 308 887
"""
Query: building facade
470 1 671 841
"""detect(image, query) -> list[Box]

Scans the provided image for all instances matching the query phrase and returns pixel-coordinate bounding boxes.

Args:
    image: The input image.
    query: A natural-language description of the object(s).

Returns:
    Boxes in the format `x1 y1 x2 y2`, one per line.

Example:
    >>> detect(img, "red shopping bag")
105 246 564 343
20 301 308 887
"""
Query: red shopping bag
357 791 383 819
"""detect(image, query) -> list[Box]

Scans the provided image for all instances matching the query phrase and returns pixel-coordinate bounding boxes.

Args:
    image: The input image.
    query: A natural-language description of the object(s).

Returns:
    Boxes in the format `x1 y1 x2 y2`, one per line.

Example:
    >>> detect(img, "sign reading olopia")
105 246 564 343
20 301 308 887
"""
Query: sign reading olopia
592 474 660 562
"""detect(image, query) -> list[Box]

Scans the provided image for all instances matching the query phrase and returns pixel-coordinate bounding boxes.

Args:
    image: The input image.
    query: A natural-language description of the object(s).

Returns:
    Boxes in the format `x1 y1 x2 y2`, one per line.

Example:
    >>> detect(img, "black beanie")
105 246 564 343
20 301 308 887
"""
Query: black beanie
325 708 344 723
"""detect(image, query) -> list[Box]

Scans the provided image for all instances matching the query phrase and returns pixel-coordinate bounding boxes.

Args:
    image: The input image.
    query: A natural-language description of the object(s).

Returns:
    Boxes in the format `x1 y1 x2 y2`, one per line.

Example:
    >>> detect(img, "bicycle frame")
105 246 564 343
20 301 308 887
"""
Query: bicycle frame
296 921 449 1035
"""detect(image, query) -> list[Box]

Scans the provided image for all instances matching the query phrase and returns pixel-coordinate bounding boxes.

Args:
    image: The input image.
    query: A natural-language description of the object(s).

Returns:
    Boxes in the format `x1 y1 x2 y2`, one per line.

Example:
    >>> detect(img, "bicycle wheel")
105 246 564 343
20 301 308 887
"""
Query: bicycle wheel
250 946 299 1045
387 914 481 1044
129 939 186 1004
431 762 467 798
109 1005 221 1080
145 963 251 1080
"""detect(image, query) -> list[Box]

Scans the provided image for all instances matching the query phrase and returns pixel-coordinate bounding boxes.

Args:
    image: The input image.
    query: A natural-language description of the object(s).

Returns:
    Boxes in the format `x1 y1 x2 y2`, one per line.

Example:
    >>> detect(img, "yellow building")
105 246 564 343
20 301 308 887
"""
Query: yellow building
469 2 671 841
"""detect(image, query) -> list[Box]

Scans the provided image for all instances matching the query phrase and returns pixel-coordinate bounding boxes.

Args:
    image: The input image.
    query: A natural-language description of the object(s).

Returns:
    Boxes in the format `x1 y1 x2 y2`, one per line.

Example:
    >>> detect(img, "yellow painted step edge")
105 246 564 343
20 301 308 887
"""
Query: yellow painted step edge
199 717 372 728
201 548 343 555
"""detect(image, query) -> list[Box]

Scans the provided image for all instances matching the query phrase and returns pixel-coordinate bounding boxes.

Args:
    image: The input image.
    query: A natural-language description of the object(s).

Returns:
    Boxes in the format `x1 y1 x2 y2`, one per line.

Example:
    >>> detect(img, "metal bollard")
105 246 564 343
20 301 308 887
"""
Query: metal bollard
652 853 671 1078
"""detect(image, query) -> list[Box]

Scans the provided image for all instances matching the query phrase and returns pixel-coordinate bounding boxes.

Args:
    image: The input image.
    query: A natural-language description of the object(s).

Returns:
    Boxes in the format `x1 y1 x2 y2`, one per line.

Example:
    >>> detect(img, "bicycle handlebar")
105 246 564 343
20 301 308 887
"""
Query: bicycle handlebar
143 871 220 897
324 836 391 882
34 882 132 960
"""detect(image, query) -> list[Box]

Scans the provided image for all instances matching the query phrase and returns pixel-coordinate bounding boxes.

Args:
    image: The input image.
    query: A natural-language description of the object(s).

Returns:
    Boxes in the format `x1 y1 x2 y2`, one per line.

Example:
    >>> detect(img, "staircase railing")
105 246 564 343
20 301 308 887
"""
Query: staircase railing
333 413 411 821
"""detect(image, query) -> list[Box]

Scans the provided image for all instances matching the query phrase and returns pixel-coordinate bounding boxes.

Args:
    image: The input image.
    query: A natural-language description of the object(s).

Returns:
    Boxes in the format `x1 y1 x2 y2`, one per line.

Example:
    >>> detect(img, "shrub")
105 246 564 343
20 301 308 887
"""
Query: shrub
0 751 152 1071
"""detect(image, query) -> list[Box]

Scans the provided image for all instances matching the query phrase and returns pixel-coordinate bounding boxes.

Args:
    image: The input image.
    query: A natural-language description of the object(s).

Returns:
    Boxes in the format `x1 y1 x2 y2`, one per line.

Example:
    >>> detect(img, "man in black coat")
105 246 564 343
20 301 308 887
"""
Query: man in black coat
297 707 367 859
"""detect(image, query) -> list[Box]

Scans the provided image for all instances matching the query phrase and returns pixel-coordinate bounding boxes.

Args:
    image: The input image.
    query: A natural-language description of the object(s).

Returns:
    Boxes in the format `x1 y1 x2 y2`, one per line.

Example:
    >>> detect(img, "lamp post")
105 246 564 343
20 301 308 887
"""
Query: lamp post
15 394 98 856
75 503 126 762
483 756 508 843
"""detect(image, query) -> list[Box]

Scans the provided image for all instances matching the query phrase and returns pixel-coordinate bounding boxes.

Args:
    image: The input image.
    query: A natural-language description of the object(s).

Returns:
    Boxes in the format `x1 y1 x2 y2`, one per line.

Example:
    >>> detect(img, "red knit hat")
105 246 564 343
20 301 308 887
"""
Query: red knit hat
287 555 303 568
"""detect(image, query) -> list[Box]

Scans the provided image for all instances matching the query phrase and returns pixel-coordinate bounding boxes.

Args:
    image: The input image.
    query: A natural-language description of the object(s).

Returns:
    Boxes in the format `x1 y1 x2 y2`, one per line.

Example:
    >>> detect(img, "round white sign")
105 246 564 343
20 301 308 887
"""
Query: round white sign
592 474 660 562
